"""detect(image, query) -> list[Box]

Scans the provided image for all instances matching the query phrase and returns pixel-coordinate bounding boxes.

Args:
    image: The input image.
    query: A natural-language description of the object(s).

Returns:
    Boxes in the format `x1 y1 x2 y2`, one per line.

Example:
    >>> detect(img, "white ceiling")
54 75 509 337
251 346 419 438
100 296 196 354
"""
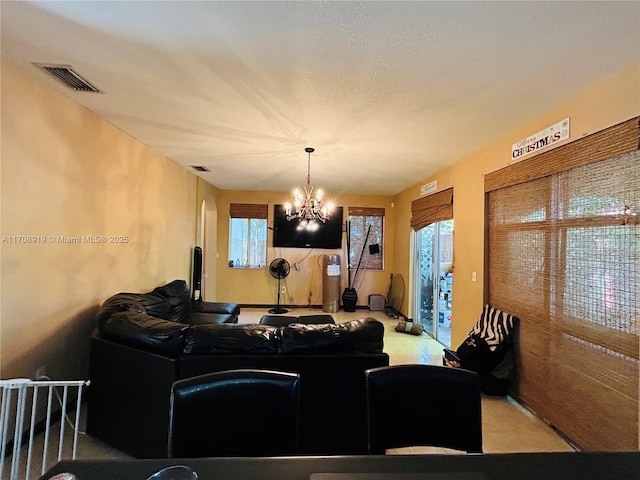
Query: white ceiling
2 1 639 196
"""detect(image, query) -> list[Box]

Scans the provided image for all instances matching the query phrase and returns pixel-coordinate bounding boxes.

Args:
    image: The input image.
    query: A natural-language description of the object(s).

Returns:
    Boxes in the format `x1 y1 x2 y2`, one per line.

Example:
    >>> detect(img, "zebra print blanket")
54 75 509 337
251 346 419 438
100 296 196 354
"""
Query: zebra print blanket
469 304 517 351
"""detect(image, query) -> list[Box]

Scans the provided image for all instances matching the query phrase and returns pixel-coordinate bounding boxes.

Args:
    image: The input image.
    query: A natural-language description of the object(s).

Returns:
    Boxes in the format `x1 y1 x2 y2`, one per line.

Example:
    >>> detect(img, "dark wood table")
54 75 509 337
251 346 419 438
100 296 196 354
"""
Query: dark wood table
38 452 640 480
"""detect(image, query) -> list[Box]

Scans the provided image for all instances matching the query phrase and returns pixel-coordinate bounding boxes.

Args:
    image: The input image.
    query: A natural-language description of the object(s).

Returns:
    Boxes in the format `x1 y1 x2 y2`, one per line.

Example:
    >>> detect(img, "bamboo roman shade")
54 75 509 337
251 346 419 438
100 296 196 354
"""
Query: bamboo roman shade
485 117 639 451
229 203 268 219
410 188 453 231
348 207 385 271
485 118 639 192
348 206 385 217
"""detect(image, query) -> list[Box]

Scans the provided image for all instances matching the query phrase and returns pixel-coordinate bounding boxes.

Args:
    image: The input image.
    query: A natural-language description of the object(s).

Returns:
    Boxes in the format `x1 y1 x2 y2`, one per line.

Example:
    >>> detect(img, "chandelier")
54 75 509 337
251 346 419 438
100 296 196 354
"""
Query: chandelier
285 147 333 231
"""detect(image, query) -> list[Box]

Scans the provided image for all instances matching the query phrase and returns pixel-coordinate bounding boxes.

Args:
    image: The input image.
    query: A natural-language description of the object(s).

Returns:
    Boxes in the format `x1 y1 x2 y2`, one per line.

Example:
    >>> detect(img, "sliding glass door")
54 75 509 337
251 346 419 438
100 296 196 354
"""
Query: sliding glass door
414 220 453 347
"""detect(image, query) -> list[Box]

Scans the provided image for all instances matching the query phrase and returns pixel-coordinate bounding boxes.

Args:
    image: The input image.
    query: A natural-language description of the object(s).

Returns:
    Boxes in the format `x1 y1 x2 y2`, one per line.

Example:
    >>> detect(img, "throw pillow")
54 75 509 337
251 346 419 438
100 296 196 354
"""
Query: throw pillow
101 311 188 356
394 321 424 336
469 304 517 351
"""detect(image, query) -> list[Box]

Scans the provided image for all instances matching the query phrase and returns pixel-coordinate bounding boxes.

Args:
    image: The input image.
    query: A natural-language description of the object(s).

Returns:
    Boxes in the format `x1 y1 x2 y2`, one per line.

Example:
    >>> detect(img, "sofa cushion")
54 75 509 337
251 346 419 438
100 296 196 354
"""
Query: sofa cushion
137 293 174 320
183 324 281 354
280 318 384 354
151 279 191 298
101 311 189 356
96 293 146 332
148 280 192 323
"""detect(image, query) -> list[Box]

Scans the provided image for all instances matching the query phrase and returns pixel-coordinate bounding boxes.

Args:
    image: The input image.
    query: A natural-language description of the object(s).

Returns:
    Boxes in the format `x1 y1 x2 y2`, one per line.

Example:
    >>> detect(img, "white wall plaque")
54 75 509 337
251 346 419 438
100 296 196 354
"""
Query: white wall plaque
420 180 438 196
512 118 570 161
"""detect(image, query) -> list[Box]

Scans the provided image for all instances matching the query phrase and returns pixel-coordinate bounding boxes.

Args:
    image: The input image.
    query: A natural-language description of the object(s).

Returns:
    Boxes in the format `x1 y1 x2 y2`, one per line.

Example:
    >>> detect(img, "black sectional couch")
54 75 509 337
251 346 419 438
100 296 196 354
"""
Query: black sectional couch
87 281 389 458
95 279 240 330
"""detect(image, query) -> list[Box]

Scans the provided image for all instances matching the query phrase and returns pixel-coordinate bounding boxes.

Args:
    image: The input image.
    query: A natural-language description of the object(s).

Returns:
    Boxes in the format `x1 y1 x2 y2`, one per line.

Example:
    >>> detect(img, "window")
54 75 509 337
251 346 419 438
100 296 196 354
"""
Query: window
228 203 267 268
347 207 384 271
485 117 639 451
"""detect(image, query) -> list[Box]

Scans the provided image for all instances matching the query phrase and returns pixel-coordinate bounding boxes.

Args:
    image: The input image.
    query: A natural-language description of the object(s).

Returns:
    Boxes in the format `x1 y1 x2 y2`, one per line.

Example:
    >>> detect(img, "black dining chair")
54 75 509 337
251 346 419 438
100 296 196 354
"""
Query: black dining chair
365 364 483 454
168 369 300 457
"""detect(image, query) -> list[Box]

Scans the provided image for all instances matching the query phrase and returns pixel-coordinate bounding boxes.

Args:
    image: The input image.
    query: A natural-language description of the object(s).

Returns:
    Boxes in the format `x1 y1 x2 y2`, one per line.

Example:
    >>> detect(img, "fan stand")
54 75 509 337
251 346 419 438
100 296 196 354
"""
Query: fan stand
269 276 288 314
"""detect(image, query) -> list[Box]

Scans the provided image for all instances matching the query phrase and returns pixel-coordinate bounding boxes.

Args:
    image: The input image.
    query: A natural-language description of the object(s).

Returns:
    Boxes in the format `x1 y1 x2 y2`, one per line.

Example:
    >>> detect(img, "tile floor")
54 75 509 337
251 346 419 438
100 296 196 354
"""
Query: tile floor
240 308 573 455
3 307 574 479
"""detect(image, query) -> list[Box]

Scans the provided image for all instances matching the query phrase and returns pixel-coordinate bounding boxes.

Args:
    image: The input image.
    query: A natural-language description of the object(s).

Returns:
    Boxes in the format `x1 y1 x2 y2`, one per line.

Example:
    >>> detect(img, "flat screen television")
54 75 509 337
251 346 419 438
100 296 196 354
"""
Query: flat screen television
273 204 343 249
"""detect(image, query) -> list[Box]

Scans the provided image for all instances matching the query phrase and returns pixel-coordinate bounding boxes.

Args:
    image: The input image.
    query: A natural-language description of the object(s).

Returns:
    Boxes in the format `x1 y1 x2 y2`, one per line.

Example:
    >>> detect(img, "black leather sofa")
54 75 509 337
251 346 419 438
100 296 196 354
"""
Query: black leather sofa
95 279 240 330
87 291 389 458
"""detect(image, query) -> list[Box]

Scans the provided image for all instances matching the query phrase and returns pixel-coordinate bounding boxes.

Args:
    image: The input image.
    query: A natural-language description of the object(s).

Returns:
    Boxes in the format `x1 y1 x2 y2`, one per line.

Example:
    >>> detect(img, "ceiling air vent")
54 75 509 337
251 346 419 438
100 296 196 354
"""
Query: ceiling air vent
34 64 102 93
191 166 210 172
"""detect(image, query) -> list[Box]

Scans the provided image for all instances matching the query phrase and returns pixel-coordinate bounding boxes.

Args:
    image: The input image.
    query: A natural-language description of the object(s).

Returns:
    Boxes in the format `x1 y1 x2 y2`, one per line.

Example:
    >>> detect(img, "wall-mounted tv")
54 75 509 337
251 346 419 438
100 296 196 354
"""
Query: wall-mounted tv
273 204 343 249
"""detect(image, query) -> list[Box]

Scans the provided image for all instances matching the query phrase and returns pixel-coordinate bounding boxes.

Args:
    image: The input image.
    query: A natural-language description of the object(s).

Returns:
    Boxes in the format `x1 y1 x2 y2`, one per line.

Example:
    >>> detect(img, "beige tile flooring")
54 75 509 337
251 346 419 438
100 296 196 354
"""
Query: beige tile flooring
238 308 574 455
5 307 574 479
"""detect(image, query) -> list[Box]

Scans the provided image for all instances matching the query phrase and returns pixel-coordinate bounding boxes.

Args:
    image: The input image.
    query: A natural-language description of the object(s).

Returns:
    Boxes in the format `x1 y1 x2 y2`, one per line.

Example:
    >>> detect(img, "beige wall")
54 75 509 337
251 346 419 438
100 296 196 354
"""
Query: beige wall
391 62 640 349
215 191 393 308
0 59 200 380
0 58 394 384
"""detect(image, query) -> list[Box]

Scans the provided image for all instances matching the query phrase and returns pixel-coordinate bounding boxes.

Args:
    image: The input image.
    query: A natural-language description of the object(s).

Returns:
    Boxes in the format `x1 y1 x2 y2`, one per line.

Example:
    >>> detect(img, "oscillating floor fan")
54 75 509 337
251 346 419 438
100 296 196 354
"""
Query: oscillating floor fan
268 258 291 314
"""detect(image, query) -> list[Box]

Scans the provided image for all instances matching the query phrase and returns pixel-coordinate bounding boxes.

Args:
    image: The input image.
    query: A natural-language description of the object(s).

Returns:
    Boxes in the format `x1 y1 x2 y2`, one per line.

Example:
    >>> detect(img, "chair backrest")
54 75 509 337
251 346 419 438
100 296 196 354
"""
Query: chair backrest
365 364 482 454
259 315 298 327
168 369 300 457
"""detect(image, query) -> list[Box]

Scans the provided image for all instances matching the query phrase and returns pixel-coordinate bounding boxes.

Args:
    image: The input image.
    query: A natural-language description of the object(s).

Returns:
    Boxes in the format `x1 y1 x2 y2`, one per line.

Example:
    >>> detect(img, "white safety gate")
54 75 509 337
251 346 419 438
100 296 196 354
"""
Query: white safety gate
0 379 89 480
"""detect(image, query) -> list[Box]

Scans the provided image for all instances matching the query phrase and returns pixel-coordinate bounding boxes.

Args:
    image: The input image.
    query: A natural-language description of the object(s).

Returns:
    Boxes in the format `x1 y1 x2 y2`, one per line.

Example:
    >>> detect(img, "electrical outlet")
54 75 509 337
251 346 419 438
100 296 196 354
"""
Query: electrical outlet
35 365 47 380
281 286 287 294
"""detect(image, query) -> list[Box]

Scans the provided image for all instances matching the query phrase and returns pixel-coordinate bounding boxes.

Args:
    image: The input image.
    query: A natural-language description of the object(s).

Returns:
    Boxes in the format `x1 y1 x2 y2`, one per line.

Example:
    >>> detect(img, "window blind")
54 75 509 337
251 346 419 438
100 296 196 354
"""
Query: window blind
348 207 385 217
410 188 453 231
486 117 639 451
348 207 385 271
229 203 268 219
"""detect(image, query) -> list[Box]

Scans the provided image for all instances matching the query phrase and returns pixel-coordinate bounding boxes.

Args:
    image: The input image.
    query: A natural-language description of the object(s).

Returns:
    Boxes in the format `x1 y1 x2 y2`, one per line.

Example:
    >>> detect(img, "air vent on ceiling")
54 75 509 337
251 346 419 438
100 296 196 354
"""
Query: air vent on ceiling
191 166 210 172
34 63 102 93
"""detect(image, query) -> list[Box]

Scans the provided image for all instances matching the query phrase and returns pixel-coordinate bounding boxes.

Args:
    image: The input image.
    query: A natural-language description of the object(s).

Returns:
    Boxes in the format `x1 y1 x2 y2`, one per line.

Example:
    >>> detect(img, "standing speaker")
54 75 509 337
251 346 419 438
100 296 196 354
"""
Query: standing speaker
192 246 203 301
